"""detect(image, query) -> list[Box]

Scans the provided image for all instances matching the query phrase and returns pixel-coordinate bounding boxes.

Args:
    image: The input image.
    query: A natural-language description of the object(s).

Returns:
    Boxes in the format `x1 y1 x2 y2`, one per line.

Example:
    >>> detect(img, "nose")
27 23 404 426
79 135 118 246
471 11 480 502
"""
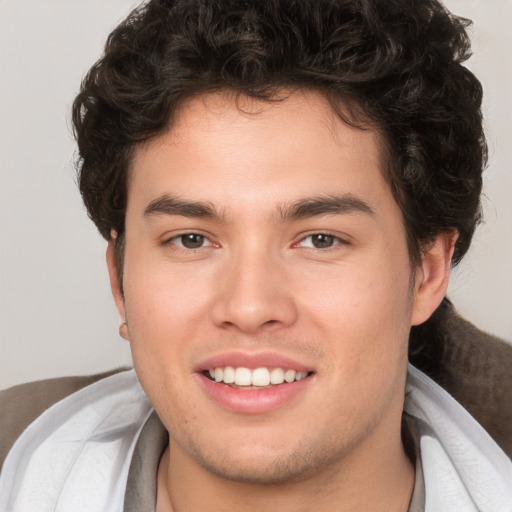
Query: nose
211 247 298 334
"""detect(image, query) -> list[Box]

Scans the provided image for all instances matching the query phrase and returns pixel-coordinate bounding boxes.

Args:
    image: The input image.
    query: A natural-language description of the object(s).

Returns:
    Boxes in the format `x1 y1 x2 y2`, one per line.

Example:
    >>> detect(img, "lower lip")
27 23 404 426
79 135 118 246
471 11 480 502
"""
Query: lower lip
196 373 312 414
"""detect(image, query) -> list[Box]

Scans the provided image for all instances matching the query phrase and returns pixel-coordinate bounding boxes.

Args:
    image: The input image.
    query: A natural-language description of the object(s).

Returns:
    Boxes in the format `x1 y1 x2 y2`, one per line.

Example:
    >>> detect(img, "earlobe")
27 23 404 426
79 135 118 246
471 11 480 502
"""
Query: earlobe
119 322 129 340
410 230 458 326
106 237 129 341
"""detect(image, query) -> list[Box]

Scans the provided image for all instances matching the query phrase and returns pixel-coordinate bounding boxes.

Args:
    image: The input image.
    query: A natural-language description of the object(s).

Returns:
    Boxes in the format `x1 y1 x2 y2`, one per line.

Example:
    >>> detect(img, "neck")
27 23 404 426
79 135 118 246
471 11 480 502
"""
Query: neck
156 420 415 512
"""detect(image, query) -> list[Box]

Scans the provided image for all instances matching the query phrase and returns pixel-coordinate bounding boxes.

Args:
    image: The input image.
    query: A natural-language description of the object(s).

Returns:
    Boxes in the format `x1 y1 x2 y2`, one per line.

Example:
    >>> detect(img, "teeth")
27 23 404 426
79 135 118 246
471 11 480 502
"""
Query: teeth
206 366 310 387
252 368 270 386
223 366 235 384
270 368 284 384
284 369 296 383
234 367 252 386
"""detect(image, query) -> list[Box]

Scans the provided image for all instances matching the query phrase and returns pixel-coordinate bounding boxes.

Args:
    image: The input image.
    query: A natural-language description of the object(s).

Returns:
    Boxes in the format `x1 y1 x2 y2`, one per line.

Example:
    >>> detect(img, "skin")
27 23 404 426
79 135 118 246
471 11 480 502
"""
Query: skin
107 90 455 511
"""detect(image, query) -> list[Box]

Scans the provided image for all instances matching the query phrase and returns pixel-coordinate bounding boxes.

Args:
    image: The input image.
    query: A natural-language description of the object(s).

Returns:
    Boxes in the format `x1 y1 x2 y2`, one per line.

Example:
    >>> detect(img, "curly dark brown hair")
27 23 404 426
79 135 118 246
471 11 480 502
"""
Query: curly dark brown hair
72 0 488 378
73 0 486 273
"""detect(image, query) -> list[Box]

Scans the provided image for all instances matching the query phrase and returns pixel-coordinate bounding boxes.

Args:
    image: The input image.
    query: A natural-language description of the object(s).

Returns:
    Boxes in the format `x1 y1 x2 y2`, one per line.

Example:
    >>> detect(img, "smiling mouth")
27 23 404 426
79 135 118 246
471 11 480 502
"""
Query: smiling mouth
202 366 313 388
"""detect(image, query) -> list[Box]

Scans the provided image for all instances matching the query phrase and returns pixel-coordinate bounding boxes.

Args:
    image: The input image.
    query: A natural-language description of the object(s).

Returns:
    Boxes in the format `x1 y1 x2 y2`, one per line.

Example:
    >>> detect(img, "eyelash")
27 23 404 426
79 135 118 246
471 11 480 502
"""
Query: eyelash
164 232 216 250
294 233 349 251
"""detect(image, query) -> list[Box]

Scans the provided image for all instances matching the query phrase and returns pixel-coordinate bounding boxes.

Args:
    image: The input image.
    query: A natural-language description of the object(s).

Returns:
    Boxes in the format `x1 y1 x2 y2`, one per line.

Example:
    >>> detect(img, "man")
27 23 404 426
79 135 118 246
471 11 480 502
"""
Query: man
0 0 511 510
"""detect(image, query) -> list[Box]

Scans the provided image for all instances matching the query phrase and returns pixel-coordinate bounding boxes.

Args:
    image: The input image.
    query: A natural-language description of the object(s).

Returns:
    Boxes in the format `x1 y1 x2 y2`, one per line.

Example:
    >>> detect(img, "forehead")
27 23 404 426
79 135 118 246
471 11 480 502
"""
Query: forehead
127 89 391 214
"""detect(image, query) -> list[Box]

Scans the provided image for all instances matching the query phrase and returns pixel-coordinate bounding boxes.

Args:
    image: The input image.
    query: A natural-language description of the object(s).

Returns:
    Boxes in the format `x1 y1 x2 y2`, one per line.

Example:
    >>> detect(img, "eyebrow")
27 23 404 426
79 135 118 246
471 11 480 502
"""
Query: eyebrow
143 193 374 223
144 195 223 220
277 194 375 222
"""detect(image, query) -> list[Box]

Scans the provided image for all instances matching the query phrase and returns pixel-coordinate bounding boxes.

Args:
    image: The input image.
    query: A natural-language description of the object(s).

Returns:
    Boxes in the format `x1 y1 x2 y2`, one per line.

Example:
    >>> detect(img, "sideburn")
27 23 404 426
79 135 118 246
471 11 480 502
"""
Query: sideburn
114 232 126 298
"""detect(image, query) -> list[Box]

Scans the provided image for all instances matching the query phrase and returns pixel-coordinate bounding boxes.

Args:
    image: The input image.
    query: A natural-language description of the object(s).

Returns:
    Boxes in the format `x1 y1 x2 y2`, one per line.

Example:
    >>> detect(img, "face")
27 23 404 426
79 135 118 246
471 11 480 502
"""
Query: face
109 90 442 484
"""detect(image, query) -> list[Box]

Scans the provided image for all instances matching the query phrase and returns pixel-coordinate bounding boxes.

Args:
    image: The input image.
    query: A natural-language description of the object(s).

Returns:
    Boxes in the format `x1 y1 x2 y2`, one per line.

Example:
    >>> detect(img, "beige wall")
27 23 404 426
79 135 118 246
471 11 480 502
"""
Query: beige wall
1 0 510 389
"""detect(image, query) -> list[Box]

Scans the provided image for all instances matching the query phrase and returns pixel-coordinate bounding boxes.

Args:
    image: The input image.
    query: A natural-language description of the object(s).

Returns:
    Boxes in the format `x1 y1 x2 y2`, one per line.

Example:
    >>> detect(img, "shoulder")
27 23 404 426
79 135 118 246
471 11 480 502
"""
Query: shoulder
0 368 128 472
438 304 512 457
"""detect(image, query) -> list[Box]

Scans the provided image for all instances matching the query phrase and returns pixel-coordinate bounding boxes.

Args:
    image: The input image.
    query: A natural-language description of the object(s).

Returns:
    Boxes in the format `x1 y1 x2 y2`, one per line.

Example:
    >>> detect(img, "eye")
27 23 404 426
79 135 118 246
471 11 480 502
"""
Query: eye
169 233 213 249
297 233 344 249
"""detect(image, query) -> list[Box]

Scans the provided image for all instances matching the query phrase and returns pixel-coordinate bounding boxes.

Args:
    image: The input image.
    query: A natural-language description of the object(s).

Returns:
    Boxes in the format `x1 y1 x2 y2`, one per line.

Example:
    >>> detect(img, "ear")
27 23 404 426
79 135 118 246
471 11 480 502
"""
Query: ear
410 230 458 326
106 235 129 341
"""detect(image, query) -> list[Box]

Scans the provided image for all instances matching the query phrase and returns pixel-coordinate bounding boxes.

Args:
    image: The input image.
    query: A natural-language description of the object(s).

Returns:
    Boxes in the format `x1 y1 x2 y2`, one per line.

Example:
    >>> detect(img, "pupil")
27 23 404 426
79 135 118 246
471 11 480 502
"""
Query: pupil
182 234 204 249
313 234 334 248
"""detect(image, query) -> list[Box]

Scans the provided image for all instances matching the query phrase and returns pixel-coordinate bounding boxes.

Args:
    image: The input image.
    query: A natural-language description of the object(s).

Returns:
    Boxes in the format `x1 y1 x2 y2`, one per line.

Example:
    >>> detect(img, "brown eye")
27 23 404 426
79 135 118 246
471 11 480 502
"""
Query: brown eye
178 233 207 249
310 234 336 249
296 233 342 249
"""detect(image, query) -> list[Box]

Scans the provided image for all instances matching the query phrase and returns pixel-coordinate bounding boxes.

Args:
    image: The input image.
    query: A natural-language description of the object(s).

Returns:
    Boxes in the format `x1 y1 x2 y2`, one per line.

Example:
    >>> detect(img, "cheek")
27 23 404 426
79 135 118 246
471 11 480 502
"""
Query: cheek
304 259 412 323
124 261 210 328
122 280 197 414
120 264 211 383
300 256 413 368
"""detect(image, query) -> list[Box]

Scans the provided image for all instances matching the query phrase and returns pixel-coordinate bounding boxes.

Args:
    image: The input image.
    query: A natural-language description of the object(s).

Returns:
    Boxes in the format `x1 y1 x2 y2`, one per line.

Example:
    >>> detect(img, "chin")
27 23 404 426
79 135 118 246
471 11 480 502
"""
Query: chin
183 434 348 486
198 455 319 485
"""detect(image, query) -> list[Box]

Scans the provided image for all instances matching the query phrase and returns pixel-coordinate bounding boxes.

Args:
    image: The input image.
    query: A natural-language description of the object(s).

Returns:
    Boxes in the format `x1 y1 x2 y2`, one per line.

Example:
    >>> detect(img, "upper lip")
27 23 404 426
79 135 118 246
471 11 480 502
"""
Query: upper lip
194 351 314 373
